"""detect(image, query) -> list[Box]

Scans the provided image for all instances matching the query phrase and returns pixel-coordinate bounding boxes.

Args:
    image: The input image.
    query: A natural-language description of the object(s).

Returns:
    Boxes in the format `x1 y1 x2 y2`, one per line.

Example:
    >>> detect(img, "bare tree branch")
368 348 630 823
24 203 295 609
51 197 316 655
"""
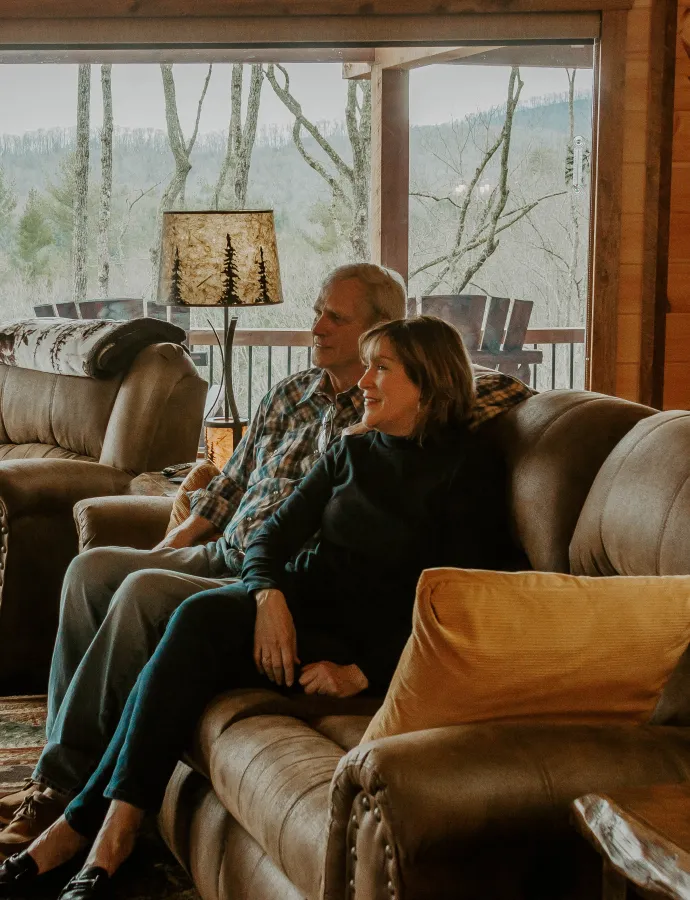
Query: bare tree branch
413 68 550 295
265 62 370 259
97 63 113 298
265 64 353 182
186 64 213 157
411 191 464 210
214 63 263 209
72 63 90 304
151 63 213 297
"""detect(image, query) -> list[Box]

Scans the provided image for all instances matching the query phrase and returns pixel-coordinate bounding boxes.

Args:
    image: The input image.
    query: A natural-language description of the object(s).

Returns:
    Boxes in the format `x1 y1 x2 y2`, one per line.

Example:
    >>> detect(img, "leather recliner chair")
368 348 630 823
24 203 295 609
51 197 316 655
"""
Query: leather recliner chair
0 341 207 693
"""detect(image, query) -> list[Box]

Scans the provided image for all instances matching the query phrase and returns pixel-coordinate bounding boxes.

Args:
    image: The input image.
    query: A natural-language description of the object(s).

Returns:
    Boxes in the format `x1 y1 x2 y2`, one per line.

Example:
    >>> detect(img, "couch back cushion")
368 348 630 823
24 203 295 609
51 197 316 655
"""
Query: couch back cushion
570 410 690 577
0 364 123 461
569 411 690 726
483 390 656 572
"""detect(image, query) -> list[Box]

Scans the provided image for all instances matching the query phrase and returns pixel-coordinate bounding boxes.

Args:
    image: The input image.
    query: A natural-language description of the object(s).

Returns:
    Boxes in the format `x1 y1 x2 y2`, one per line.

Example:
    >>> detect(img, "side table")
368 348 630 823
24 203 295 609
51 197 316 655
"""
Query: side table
572 783 690 899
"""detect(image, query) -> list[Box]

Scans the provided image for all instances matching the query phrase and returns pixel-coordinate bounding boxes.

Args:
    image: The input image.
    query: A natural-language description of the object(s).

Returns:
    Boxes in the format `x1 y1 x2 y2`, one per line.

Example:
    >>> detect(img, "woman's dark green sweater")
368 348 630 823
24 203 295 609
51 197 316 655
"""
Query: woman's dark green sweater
242 426 520 692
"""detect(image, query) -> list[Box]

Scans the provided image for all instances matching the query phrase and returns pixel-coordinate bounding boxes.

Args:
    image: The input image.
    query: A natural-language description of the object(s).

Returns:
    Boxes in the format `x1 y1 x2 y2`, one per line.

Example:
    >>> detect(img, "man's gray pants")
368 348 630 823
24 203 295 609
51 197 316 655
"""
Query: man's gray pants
33 544 232 795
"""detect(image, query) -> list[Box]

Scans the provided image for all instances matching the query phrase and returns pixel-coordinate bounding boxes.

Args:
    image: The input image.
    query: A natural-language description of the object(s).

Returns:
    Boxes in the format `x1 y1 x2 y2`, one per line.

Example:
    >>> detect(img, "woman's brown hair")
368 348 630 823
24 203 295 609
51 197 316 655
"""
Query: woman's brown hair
359 315 476 441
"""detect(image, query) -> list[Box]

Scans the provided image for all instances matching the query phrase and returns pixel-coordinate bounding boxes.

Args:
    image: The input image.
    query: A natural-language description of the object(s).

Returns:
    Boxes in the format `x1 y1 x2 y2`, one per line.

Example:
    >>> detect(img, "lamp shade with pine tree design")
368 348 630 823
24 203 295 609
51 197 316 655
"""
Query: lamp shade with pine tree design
156 210 283 309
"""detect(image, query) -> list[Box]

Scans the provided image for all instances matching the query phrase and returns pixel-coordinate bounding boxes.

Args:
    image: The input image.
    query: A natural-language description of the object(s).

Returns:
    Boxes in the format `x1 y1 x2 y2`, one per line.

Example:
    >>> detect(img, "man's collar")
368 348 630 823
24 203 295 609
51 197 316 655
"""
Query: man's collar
298 368 364 412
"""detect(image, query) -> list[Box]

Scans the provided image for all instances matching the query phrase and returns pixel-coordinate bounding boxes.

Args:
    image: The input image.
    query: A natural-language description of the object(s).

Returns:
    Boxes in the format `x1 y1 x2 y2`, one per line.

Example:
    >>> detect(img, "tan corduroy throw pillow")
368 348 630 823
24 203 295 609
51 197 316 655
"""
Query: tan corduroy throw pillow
362 568 690 743
166 460 222 537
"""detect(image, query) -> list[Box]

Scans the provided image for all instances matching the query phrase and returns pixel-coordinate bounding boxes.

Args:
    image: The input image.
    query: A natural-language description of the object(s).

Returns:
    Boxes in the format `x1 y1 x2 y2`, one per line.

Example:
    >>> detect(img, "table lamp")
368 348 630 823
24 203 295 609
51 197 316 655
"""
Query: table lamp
157 210 283 469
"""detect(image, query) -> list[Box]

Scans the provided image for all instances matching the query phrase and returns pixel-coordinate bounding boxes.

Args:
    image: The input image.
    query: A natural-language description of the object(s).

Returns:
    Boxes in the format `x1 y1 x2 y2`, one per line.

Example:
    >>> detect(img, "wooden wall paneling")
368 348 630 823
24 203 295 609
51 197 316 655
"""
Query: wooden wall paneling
370 66 410 284
668 262 690 310
623 110 649 162
637 0 677 408
669 212 690 258
589 10 628 396
663 363 690 407
674 113 690 163
616 362 642 399
614 0 650 403
664 0 690 409
673 162 690 206
664 311 690 360
618 264 644 312
0 0 633 17
617 313 643 362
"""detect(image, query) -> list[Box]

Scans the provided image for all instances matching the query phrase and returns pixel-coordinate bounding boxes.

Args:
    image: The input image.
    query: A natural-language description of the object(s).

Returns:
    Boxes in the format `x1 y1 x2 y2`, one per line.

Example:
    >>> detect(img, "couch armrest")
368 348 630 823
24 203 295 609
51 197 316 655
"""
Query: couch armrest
324 723 690 900
74 495 173 552
0 459 132 517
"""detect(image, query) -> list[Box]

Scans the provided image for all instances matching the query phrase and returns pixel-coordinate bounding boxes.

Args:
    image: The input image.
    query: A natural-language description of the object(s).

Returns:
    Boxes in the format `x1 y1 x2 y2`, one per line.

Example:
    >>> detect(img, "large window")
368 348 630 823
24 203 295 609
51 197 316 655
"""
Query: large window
0 45 598 405
0 62 369 333
408 49 594 388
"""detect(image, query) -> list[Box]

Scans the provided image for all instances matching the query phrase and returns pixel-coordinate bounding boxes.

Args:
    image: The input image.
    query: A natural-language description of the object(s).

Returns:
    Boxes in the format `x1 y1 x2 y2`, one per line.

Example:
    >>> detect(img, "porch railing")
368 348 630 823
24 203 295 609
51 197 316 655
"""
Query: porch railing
188 326 586 420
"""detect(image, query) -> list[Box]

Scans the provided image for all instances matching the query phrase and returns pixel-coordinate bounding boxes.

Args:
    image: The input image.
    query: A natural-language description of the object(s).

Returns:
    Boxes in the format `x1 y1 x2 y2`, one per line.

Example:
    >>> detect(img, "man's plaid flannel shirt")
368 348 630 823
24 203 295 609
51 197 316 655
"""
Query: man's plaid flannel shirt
191 367 535 572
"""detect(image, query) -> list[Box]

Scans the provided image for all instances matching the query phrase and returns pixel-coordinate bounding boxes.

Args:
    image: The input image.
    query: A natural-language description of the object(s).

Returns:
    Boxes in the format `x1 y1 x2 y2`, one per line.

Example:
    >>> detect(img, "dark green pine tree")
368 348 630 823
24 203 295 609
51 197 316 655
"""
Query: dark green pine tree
256 246 271 303
169 245 184 304
221 233 241 304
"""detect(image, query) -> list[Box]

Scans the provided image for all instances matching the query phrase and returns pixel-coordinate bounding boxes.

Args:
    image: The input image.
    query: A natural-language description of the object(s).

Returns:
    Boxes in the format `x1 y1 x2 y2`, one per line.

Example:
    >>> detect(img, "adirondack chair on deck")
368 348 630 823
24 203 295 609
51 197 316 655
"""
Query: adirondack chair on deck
415 294 543 384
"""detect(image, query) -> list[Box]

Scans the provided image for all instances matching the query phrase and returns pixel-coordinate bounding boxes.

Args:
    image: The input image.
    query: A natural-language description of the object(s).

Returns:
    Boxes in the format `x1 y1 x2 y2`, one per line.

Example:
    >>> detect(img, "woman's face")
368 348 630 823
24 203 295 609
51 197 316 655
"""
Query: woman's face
358 337 421 437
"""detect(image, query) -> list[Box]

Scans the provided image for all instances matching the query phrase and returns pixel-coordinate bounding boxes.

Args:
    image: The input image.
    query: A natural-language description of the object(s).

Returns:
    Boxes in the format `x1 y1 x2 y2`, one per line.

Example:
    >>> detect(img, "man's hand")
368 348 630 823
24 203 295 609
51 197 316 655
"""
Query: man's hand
299 661 368 698
153 514 216 551
341 422 371 437
253 589 300 687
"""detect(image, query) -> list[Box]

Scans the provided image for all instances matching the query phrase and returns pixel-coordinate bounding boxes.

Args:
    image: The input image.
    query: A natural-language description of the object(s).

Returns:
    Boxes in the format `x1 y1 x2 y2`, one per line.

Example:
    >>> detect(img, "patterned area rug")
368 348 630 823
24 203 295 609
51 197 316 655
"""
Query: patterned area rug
0 696 200 899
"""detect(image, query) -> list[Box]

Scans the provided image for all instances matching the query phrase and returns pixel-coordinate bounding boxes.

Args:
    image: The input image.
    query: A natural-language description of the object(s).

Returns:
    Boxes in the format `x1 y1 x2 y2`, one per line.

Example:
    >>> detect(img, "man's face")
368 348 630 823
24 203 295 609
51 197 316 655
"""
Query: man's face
311 278 373 374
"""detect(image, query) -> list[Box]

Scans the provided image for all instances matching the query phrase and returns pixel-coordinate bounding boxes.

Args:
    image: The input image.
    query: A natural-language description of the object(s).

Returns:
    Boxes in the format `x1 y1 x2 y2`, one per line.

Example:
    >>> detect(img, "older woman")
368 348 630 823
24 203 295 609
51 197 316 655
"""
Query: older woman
0 316 521 899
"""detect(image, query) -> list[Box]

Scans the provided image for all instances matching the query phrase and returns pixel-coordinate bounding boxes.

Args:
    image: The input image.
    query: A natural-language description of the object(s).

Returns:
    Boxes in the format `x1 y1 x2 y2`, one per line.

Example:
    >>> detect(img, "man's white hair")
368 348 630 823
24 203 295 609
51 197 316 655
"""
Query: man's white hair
318 263 407 324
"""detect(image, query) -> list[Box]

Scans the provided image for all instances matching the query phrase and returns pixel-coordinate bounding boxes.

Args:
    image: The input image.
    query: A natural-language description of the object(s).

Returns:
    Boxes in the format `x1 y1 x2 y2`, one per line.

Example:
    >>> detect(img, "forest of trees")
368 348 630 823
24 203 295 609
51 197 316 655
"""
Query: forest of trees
0 63 592 348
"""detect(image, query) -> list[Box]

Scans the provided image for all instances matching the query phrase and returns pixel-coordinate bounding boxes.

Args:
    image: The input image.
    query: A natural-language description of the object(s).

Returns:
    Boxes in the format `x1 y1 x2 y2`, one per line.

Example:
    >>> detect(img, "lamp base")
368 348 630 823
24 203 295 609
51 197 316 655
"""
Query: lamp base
204 417 248 471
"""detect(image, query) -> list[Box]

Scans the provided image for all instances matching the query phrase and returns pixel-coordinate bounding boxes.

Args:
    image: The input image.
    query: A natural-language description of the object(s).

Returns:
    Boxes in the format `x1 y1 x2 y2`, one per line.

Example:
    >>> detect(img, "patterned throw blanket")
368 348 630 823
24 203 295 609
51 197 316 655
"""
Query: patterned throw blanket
0 317 187 378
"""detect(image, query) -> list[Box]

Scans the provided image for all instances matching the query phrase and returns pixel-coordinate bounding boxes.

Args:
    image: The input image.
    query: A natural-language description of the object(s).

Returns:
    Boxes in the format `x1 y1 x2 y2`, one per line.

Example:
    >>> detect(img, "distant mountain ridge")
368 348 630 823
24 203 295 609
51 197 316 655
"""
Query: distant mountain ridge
0 93 593 157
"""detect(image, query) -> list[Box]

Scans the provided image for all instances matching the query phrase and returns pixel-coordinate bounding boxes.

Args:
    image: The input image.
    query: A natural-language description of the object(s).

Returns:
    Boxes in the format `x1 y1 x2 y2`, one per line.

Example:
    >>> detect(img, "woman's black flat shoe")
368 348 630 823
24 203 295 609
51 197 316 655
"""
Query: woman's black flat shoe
0 850 39 895
58 866 112 900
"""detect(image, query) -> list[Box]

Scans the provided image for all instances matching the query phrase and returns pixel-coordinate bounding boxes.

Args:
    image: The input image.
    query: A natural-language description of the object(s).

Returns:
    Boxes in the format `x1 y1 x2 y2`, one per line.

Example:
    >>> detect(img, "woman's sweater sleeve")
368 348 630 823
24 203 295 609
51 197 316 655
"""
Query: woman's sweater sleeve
241 446 339 594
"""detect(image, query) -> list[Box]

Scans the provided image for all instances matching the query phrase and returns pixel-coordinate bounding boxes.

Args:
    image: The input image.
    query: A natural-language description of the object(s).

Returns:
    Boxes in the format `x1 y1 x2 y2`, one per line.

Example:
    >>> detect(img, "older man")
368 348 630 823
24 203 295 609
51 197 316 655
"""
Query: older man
0 263 532 853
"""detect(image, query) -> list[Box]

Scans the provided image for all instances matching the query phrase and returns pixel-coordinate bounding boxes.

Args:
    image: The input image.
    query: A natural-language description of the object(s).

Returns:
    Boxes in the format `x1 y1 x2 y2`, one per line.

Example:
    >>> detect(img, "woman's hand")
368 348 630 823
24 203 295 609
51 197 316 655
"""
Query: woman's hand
253 589 300 687
299 661 368 698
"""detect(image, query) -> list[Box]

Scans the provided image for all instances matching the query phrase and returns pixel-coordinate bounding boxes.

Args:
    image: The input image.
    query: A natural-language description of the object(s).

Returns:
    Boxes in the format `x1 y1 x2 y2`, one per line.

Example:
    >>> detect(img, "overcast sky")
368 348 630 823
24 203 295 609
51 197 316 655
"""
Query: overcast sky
0 63 593 136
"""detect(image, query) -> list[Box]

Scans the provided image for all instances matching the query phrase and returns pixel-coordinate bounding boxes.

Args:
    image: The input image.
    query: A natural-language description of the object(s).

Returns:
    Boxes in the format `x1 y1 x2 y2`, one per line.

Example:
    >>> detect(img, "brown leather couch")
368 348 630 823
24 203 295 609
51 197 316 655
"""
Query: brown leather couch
0 342 206 693
74 389 690 900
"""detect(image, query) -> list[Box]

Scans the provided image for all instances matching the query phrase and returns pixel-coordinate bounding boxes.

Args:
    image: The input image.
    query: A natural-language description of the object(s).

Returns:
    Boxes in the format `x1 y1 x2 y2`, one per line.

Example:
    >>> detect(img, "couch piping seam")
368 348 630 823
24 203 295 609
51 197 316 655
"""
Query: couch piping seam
277 778 331 881
0 373 7 444
656 472 690 572
47 377 58 448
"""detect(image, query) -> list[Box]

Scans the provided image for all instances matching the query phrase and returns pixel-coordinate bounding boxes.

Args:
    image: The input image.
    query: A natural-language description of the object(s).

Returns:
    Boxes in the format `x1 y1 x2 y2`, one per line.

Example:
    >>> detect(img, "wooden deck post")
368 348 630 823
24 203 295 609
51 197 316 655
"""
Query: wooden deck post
370 65 410 285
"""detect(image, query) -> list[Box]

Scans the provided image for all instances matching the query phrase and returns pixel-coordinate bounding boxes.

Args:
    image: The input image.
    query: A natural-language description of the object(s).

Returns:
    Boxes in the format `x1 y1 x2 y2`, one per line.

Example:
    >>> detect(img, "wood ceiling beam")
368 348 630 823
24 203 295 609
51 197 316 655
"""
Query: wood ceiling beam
376 44 502 68
0 0 632 16
0 47 377 63
343 62 373 79
447 43 594 67
344 45 500 78
0 15 602 47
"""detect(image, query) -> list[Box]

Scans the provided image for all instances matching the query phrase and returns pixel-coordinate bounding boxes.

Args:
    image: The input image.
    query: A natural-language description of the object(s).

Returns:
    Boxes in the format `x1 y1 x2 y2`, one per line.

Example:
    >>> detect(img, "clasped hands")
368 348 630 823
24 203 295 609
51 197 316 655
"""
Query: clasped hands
253 588 368 697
